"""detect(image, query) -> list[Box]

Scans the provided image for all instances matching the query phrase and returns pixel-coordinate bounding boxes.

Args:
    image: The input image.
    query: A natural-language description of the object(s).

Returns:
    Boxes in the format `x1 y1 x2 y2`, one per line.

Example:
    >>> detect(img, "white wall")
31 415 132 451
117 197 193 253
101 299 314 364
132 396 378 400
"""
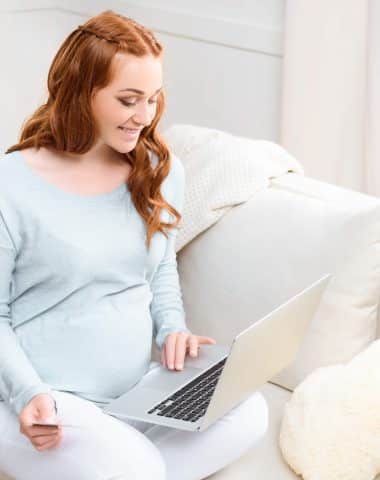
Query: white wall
0 1 284 152
0 4 84 152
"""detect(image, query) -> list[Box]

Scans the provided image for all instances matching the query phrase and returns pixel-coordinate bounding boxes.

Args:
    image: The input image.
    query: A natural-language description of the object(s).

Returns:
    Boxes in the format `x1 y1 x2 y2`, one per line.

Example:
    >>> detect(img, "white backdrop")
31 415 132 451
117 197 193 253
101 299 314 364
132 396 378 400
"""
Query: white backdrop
0 0 284 152
2 1 377 198
281 0 379 197
366 0 380 197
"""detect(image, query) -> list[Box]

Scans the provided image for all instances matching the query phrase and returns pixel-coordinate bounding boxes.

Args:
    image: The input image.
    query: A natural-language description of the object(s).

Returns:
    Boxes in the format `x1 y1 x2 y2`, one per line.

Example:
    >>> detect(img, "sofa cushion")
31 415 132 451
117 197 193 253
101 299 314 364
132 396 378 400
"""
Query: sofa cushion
271 175 380 389
176 173 380 391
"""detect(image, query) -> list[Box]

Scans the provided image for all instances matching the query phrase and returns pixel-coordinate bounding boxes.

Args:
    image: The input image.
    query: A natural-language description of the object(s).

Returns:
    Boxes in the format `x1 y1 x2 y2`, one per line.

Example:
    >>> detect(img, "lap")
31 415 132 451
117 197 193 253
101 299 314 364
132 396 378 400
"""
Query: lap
0 391 165 480
0 387 268 480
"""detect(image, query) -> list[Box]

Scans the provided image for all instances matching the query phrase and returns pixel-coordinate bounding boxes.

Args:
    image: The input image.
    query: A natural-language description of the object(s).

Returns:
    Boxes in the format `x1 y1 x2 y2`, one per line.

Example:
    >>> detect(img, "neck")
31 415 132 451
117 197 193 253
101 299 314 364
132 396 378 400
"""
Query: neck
51 142 127 167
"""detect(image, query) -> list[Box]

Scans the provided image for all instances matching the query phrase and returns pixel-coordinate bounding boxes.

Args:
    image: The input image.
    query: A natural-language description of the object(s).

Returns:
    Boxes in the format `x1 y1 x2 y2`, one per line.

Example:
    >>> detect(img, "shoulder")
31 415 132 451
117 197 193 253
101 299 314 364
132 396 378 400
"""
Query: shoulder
150 150 185 211
166 153 185 212
150 150 185 191
0 151 26 216
0 151 30 199
169 153 185 182
165 153 185 197
0 151 18 170
165 153 185 196
0 155 21 249
149 150 184 178
0 150 24 177
0 151 22 193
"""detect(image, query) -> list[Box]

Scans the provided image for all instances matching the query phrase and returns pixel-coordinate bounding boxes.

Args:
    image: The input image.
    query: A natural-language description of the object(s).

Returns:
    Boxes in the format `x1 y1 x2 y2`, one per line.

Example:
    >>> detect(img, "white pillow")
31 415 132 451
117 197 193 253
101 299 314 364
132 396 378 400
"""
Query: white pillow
280 338 380 480
272 206 380 390
176 173 380 391
164 122 380 391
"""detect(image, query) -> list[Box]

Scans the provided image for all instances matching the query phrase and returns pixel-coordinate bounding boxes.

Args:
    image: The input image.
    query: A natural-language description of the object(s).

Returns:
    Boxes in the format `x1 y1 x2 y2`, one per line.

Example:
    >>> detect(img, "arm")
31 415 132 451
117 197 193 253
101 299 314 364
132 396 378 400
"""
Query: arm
0 209 52 416
150 155 192 350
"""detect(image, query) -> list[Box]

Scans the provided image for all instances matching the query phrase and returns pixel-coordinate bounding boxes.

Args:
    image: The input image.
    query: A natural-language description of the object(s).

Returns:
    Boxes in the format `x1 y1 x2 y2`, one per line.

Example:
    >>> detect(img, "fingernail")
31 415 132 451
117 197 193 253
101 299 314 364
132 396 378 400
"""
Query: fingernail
169 363 174 369
191 350 197 356
176 363 183 370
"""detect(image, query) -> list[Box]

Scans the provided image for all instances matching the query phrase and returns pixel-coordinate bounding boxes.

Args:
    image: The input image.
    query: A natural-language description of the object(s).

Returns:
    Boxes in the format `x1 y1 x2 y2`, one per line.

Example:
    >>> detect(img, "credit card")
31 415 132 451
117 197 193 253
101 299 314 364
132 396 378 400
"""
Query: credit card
31 422 81 428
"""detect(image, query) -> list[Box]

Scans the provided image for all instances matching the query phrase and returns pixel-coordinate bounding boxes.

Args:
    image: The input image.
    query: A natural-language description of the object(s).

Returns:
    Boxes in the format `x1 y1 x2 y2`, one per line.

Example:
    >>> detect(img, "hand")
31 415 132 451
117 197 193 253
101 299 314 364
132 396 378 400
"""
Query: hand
161 332 217 371
19 393 63 452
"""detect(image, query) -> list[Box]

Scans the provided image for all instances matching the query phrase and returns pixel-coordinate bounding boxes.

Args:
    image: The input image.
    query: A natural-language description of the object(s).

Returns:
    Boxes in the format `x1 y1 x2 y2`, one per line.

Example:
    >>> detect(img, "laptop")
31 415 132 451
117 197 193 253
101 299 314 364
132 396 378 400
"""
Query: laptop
103 273 331 432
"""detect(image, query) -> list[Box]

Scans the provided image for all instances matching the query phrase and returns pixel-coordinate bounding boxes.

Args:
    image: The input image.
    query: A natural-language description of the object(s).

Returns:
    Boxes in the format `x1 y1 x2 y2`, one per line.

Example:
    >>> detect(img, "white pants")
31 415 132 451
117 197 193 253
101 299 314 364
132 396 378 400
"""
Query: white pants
0 372 268 480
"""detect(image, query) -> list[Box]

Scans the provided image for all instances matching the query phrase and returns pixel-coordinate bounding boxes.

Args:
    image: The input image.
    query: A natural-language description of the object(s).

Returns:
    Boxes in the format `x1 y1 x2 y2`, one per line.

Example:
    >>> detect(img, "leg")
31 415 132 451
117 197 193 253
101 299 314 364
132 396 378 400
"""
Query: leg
144 390 269 480
0 390 166 480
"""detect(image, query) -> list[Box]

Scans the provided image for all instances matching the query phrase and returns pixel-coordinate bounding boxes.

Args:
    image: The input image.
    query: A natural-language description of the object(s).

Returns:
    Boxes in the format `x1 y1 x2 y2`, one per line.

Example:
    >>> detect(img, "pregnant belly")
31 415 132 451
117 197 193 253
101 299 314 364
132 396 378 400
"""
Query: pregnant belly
17 285 154 399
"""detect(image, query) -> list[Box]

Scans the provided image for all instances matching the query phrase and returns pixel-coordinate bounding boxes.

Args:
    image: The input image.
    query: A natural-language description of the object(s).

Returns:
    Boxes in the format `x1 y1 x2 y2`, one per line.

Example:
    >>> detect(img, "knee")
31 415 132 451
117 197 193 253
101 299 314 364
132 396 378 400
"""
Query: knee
133 439 166 480
56 422 166 480
107 448 166 480
107 429 166 480
105 424 166 480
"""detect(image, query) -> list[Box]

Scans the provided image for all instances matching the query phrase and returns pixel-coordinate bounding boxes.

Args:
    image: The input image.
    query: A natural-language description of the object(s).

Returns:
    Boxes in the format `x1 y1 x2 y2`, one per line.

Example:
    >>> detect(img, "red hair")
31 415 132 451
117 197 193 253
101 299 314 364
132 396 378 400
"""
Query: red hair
6 10 181 250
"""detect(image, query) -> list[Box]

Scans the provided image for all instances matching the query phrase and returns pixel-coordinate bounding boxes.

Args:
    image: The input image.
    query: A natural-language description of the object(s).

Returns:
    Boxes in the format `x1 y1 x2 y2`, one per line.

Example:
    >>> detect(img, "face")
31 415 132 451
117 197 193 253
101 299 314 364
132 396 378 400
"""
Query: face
91 52 163 154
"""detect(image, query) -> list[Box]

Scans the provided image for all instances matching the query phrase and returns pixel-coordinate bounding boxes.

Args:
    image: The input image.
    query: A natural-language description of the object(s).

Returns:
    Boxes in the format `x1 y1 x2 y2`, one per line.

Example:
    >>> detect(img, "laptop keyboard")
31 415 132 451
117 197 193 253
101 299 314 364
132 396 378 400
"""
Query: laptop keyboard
147 357 227 423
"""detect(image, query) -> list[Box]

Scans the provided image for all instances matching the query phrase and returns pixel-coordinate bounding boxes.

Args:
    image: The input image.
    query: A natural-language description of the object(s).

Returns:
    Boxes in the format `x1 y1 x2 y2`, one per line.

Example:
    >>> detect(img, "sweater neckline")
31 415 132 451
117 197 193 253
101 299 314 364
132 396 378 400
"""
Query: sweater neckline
14 150 129 203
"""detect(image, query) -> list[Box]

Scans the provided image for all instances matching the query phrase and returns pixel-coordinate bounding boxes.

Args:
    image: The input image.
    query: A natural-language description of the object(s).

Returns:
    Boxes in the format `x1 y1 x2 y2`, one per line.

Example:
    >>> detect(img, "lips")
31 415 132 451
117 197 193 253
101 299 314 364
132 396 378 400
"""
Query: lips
118 127 142 133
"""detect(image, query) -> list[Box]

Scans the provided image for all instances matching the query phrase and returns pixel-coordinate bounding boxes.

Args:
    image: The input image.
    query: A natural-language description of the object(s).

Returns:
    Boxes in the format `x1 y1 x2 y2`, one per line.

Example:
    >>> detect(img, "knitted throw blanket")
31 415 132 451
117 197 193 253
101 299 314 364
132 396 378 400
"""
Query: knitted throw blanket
163 124 305 252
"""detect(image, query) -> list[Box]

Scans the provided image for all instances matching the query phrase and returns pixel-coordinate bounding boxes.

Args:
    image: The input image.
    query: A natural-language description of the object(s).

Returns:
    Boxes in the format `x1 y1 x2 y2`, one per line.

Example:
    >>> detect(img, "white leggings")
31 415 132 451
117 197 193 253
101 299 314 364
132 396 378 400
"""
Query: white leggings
0 371 268 480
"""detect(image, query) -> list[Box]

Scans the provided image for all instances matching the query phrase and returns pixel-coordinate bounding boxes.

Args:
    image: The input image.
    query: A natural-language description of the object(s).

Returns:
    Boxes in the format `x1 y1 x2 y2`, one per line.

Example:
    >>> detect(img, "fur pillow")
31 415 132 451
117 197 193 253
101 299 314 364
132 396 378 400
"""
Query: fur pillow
279 339 380 480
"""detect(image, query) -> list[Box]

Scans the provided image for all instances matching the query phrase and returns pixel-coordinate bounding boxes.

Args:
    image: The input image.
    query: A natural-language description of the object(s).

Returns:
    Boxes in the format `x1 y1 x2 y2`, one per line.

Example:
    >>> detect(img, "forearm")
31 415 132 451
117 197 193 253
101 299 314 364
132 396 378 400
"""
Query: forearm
0 321 52 415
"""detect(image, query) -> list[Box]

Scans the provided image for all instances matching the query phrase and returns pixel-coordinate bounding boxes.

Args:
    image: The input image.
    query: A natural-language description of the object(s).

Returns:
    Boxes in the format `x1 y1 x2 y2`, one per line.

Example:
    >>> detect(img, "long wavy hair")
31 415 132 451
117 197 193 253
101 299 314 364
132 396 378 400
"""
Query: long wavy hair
5 10 181 250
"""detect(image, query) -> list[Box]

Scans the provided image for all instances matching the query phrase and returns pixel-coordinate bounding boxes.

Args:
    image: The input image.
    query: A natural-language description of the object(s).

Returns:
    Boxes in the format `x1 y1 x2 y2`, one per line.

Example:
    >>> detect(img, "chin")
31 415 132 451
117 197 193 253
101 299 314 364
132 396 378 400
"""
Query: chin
109 142 137 155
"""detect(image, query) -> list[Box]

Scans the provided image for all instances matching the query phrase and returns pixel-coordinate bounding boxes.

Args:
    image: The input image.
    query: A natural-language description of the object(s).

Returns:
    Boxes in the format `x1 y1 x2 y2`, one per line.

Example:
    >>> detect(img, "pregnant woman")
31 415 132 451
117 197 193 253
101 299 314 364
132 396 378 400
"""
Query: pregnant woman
0 10 268 480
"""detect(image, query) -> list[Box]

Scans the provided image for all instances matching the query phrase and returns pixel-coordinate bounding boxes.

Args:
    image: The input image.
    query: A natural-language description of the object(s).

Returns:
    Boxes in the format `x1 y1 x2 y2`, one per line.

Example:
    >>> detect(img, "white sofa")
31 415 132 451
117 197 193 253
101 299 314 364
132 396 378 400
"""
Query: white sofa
1 138 379 480
158 156 380 479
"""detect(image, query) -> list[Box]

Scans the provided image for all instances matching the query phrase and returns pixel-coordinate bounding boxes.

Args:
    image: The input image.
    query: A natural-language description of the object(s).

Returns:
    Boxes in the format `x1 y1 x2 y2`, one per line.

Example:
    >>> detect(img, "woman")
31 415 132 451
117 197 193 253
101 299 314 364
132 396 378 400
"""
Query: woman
0 10 268 480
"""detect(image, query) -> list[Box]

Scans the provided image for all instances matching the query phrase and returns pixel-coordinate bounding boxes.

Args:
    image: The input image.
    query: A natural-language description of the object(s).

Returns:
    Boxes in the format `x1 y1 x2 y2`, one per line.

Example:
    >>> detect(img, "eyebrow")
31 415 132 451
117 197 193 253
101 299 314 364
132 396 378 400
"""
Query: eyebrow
118 86 163 95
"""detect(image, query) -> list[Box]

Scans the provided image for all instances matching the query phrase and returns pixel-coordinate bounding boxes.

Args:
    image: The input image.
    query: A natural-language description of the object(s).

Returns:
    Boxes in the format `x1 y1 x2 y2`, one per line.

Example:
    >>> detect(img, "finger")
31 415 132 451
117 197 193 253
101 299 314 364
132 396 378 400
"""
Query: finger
164 333 177 370
31 432 59 440
33 431 60 447
35 436 61 451
197 336 217 345
188 336 199 357
174 332 189 370
161 346 167 368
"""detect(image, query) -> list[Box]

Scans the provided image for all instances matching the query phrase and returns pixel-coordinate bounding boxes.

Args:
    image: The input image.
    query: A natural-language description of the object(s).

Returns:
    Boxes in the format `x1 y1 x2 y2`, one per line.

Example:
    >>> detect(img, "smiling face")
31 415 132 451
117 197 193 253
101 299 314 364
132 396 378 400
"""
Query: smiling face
91 52 163 154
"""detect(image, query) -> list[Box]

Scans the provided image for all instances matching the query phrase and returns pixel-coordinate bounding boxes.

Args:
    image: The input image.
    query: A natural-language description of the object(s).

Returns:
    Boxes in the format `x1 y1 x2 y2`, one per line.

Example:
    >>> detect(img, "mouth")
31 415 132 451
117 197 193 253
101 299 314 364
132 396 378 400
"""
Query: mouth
118 127 142 133
118 127 142 139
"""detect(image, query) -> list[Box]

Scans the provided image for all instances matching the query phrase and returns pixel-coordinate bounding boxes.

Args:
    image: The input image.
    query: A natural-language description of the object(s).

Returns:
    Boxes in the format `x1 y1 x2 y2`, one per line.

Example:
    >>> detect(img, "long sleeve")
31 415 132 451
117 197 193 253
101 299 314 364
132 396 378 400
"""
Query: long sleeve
150 155 192 350
0 209 52 416
0 150 196 410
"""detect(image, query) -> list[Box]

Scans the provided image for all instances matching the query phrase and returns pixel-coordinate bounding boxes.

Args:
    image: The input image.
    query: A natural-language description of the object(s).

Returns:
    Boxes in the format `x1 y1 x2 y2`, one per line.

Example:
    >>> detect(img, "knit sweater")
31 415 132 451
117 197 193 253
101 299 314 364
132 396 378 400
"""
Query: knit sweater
0 149 190 416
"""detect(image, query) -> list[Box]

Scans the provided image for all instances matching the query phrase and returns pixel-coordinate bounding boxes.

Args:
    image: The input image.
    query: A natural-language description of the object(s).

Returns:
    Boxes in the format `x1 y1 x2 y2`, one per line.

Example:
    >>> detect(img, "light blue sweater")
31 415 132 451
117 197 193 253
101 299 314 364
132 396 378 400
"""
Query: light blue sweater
0 150 191 416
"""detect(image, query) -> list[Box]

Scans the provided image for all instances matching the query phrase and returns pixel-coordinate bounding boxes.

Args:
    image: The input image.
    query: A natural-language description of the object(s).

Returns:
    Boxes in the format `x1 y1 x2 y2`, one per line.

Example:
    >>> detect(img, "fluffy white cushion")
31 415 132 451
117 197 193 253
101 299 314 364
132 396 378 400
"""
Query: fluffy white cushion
279 338 380 480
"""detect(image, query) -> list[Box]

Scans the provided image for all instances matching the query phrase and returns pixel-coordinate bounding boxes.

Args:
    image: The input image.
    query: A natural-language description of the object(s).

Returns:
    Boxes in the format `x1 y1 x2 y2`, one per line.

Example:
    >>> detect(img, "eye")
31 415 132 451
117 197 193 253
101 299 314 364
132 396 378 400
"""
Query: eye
119 99 135 107
118 97 159 107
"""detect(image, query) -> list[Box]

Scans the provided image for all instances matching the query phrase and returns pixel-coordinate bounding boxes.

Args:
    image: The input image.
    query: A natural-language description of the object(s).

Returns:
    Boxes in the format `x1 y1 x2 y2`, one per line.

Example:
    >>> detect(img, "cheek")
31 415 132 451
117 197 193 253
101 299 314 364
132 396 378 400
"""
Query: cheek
93 96 128 129
105 106 128 128
97 108 128 135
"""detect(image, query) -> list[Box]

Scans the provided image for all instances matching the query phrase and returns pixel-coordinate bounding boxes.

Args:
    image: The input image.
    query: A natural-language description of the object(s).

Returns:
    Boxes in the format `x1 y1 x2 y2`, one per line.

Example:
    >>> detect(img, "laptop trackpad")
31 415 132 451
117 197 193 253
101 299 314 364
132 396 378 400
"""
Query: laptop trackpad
142 366 201 392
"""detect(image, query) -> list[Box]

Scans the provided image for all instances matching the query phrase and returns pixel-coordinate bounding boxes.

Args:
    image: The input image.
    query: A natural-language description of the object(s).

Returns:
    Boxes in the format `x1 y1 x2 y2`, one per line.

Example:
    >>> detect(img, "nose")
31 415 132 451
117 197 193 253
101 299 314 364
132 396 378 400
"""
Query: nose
132 101 152 127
